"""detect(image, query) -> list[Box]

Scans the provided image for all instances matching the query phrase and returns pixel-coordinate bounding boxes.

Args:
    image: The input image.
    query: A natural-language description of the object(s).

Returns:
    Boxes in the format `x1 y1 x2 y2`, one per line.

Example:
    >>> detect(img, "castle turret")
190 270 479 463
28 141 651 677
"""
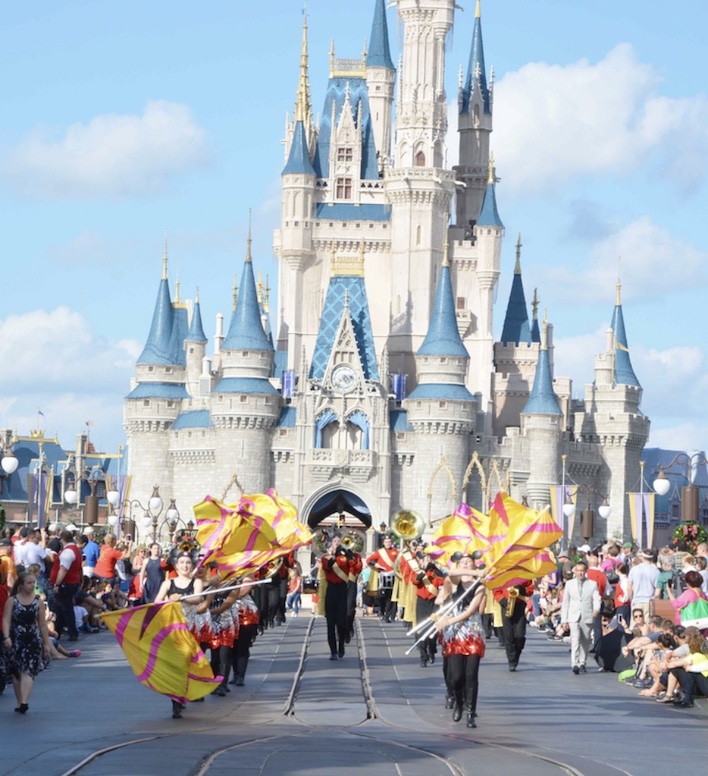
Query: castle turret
520 319 562 509
125 243 188 503
406 249 476 514
366 0 396 170
213 234 280 492
575 279 649 539
277 14 317 371
455 0 493 228
185 288 208 397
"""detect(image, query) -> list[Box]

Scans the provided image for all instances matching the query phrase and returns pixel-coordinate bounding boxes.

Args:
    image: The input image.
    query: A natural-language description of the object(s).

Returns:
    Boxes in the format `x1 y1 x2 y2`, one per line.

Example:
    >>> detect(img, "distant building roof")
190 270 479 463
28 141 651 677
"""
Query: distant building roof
212 377 279 396
171 410 213 430
407 383 475 401
126 383 190 400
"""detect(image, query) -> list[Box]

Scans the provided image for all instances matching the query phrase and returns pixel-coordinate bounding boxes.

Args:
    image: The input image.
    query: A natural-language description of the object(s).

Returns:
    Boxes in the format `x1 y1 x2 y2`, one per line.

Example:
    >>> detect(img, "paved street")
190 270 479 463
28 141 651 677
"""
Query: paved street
1 616 705 776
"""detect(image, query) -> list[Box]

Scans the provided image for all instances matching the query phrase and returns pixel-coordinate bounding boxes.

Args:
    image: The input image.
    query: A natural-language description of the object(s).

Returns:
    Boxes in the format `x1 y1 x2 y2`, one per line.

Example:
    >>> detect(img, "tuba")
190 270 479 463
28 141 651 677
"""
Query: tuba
391 509 426 543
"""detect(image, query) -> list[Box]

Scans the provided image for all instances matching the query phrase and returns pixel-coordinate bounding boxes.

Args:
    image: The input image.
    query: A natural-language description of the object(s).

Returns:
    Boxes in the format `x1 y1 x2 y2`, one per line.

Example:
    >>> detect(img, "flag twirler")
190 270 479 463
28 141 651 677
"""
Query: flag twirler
101 602 220 702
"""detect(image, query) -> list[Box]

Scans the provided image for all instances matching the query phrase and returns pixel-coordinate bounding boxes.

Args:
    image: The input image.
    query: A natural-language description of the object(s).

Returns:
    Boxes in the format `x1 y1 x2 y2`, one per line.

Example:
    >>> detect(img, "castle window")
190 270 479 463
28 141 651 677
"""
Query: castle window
240 396 248 403
457 296 466 310
189 346 194 354
415 151 426 167
337 147 353 162
143 400 150 407
439 402 447 409
165 367 172 374
167 401 175 408
148 366 154 373
336 177 352 199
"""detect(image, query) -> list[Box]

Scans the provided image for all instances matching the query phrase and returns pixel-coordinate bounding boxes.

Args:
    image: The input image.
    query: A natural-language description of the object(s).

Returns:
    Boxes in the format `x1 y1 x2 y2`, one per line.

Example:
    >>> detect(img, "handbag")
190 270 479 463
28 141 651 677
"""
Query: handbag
680 595 708 629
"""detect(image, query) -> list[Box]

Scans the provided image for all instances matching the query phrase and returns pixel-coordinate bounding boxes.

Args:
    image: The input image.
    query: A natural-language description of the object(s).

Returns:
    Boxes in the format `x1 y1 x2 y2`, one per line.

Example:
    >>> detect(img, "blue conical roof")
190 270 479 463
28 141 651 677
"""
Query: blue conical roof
186 298 207 343
418 262 469 358
478 181 504 227
167 305 188 367
611 300 640 387
523 337 562 416
222 256 273 352
461 3 491 115
283 120 315 176
501 270 531 345
367 0 394 70
137 277 176 365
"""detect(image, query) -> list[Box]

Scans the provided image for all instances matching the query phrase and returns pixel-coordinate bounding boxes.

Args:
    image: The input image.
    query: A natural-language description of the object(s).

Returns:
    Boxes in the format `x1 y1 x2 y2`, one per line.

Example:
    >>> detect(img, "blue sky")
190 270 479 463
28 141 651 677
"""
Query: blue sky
1 0 707 456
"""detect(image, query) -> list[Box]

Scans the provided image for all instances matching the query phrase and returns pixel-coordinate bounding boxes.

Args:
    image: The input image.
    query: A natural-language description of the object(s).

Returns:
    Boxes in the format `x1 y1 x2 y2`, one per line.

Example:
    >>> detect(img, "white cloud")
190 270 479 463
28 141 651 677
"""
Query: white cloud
492 44 708 194
0 308 139 450
538 215 708 304
648 422 708 452
0 307 140 393
2 100 208 199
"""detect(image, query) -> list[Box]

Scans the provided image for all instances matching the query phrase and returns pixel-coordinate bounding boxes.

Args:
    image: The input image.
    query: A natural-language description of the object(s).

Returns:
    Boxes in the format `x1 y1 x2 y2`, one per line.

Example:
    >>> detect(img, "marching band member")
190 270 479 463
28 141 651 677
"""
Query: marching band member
319 535 354 660
414 552 446 667
366 535 399 622
345 546 363 644
435 555 486 728
494 579 534 671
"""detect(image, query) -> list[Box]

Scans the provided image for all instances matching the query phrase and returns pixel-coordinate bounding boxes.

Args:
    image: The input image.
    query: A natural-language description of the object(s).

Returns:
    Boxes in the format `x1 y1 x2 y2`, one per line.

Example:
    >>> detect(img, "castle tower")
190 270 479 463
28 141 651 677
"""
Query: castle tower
405 248 476 519
520 319 562 510
384 0 457 370
185 289 208 398
366 0 396 170
213 235 280 493
278 13 317 369
455 0 493 228
575 279 649 539
124 243 187 502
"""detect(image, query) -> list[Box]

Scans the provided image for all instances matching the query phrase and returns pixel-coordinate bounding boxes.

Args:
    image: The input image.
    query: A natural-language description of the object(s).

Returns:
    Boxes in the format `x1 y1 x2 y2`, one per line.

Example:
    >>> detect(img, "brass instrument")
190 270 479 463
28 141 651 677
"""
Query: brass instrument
507 587 519 602
391 509 426 542
341 530 365 554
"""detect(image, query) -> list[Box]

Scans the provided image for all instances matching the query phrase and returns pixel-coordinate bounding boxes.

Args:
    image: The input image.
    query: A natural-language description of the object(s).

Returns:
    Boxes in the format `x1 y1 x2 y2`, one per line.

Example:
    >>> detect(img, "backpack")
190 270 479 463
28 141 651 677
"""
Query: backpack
671 570 687 597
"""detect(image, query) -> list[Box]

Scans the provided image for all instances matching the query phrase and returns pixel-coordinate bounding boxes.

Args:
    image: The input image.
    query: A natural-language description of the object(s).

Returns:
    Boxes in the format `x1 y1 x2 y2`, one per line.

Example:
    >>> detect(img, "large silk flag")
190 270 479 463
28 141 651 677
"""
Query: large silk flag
194 489 311 579
482 492 563 588
429 502 490 564
102 602 220 702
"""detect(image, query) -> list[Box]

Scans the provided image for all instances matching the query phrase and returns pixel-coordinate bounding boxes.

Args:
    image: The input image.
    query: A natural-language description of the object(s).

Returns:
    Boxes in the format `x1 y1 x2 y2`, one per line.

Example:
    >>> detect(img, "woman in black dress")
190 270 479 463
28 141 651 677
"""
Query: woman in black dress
2 571 52 713
140 543 165 603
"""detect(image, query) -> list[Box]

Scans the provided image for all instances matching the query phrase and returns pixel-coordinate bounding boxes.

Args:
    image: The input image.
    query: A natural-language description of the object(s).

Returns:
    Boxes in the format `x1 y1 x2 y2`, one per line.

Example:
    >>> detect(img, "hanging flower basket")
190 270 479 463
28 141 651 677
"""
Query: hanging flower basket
671 521 708 554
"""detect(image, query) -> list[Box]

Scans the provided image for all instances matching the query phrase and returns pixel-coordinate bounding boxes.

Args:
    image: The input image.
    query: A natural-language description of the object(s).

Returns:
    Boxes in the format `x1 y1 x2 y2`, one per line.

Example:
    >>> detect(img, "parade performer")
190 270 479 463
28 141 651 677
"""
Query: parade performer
205 581 238 697
319 535 354 659
494 579 534 671
435 556 486 728
231 575 260 686
397 540 424 628
366 535 399 622
154 552 205 718
414 554 446 667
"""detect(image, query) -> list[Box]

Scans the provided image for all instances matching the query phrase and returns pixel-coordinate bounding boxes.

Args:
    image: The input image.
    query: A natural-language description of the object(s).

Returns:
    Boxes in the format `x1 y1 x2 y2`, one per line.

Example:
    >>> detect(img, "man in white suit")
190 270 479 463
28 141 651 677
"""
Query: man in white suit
560 560 601 674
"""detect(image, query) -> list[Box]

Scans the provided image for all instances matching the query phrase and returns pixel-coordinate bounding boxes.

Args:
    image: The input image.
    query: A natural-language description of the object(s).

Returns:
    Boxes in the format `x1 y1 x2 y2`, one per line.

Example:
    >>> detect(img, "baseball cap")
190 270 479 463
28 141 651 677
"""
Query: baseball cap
578 544 591 553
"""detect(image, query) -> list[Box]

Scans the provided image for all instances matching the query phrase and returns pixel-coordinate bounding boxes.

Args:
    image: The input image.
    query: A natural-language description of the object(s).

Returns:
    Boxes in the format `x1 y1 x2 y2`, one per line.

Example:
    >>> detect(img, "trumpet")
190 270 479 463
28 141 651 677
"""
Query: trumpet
391 509 426 542
340 530 364 554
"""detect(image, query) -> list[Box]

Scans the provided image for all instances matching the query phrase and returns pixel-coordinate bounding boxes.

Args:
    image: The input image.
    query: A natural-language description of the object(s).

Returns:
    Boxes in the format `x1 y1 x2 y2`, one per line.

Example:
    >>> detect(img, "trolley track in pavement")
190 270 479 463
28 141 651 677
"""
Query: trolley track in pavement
10 616 630 776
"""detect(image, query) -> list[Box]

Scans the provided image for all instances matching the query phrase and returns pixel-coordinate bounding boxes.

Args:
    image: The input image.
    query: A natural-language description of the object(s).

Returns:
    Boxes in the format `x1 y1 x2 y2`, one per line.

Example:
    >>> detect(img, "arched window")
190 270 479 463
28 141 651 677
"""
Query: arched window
415 150 426 167
315 410 338 448
347 411 370 450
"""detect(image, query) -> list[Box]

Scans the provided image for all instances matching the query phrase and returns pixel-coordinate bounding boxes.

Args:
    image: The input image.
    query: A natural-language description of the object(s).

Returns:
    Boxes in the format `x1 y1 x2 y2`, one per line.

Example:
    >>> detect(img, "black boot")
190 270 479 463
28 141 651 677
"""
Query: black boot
234 656 248 686
466 706 477 728
452 692 464 722
419 645 428 667
444 694 454 709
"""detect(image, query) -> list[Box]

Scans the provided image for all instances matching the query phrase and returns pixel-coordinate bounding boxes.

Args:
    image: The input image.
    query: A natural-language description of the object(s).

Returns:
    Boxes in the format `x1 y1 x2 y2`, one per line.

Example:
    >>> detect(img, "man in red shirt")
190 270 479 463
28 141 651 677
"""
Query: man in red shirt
366 535 399 622
50 530 83 642
321 535 355 660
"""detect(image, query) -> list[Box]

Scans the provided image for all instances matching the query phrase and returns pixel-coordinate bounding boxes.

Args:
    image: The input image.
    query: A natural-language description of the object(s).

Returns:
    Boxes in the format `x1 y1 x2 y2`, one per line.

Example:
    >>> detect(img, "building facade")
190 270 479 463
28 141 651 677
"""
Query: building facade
125 0 650 545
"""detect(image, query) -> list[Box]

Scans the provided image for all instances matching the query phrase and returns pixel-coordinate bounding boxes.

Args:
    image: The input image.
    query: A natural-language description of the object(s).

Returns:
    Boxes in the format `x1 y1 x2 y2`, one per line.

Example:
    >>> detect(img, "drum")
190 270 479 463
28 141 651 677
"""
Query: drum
378 571 394 591
302 576 319 595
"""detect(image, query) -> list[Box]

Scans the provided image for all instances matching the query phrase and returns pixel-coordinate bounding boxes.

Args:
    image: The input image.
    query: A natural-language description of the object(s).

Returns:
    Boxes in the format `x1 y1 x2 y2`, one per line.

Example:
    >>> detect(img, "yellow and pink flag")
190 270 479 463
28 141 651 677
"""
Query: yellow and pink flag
102 602 220 702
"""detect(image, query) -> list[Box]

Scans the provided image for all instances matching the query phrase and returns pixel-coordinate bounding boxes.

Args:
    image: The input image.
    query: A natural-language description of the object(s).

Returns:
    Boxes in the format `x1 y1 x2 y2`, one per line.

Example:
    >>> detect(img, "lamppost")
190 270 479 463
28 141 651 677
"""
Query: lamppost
652 451 708 522
110 486 179 544
557 455 611 549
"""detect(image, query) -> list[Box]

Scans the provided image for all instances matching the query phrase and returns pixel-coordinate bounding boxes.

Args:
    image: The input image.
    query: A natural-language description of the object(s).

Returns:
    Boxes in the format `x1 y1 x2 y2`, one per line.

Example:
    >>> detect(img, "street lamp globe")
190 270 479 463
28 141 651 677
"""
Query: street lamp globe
149 486 163 514
64 488 78 505
598 504 612 520
106 490 120 508
562 502 576 519
653 472 671 497
107 513 120 528
1 454 19 474
141 511 153 529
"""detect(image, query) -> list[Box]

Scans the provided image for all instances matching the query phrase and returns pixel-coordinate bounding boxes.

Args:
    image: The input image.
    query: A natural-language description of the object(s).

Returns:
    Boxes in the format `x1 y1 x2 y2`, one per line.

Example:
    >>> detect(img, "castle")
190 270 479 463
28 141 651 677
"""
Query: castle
124 0 649 547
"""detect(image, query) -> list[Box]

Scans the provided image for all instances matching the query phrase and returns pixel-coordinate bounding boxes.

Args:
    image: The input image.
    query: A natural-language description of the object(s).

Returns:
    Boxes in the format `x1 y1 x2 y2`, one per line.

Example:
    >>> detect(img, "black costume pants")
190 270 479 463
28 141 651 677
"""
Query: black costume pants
415 596 437 661
448 653 481 712
501 598 527 667
325 582 348 655
54 582 79 640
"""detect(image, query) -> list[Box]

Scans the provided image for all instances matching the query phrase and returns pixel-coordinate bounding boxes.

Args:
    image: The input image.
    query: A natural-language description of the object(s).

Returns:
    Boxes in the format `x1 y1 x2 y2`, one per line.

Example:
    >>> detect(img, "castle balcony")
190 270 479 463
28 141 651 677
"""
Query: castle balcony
305 448 377 484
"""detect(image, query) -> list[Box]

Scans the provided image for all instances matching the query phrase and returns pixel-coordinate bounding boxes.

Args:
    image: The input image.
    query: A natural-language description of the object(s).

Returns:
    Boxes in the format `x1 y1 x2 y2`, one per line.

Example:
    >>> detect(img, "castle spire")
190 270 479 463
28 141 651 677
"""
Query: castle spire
367 0 394 70
610 269 640 388
295 7 312 124
222 227 272 352
530 287 541 343
500 232 531 345
477 155 504 227
417 256 468 358
461 0 490 115
137 242 176 365
186 287 207 343
522 317 562 415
